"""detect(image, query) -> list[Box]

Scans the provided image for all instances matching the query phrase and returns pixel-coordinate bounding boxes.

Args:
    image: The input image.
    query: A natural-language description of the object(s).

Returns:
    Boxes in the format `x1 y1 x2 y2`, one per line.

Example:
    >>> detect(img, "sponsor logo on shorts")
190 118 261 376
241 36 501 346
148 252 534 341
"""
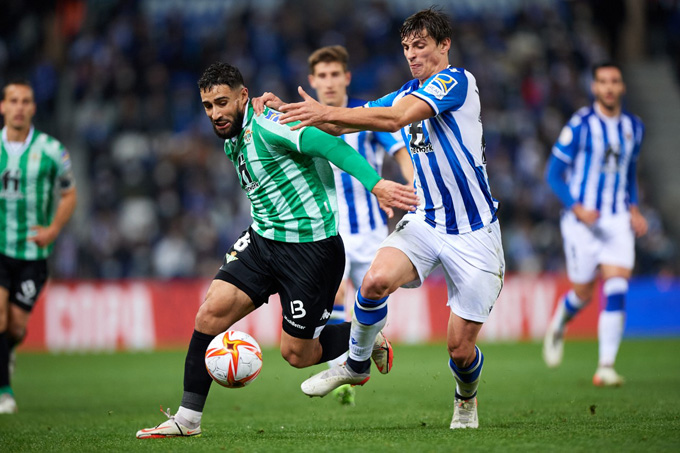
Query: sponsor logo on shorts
283 315 305 330
320 309 331 321
16 279 37 305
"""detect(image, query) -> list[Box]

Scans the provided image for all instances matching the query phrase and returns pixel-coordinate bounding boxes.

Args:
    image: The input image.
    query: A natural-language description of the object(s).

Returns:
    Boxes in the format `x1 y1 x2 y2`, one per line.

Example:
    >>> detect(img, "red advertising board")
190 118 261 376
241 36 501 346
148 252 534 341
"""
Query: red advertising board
20 274 600 352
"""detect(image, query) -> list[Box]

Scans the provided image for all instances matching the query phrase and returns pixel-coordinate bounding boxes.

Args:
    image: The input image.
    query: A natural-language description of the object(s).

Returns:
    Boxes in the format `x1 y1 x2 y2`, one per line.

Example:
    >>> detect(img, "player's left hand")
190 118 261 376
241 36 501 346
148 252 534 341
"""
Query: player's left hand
28 225 59 247
252 92 284 115
371 179 418 218
279 87 327 130
630 206 648 237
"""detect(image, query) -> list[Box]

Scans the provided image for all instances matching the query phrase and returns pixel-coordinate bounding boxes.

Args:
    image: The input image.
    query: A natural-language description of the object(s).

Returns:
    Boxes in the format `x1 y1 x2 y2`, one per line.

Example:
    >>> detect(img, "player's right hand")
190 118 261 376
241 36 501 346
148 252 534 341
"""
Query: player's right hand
252 92 284 115
371 179 418 218
572 203 599 226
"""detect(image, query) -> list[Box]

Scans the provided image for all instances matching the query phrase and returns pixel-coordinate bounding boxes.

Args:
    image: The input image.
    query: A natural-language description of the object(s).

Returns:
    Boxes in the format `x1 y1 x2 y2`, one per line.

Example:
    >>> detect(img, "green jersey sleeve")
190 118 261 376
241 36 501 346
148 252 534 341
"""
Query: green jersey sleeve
298 127 382 191
255 108 382 191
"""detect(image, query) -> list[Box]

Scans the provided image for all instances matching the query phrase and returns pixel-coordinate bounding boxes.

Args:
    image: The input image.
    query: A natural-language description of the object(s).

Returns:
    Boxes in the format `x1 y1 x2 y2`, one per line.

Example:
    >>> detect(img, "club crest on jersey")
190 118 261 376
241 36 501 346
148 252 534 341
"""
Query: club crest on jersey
424 73 458 100
264 110 282 123
225 251 238 264
243 129 252 143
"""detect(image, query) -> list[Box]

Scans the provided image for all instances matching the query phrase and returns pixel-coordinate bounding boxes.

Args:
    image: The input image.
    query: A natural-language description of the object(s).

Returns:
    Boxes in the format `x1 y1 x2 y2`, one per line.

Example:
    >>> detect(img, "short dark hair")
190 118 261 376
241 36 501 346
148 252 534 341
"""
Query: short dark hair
308 45 350 74
400 6 452 45
592 62 623 79
2 79 32 100
198 63 245 92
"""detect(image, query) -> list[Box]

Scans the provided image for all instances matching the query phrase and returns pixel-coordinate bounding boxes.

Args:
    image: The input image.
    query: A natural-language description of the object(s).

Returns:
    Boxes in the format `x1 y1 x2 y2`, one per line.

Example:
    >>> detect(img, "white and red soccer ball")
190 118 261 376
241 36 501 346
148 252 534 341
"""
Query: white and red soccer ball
205 330 263 388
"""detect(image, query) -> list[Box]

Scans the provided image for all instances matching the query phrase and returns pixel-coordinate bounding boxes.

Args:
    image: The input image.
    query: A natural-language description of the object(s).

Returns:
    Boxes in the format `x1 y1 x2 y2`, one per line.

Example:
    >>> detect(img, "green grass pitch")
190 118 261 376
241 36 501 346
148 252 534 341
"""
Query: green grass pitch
2 339 679 452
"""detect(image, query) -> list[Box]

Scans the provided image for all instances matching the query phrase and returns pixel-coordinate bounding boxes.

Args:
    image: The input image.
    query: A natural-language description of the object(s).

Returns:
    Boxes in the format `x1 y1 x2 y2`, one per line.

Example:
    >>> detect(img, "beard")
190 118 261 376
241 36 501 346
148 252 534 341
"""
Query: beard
212 108 245 139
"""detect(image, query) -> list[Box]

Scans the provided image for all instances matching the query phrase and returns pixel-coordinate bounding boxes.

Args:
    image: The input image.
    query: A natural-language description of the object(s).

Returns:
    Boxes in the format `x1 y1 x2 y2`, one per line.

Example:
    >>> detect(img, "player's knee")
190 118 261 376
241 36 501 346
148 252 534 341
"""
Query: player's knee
573 288 593 304
361 270 392 299
281 349 311 368
447 344 476 369
8 324 24 342
194 301 229 334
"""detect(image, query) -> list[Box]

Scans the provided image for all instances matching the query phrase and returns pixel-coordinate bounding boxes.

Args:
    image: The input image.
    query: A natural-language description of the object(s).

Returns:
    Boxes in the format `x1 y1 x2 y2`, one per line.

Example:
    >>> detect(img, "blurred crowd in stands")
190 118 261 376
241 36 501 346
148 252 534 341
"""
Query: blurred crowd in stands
0 0 678 279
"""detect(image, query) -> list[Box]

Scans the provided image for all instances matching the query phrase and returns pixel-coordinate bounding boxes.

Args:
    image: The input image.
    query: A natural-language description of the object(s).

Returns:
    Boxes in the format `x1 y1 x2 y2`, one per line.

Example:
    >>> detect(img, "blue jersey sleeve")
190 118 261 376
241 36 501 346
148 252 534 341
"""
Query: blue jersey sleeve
626 117 644 205
366 90 400 108
373 131 405 156
411 67 469 115
545 154 576 208
552 115 582 164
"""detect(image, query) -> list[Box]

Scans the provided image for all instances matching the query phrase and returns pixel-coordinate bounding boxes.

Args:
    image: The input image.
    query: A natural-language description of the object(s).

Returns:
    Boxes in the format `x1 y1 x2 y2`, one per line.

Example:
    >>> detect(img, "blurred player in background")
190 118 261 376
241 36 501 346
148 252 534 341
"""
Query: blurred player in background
543 62 647 386
0 80 77 414
307 45 413 406
258 7 505 429
136 63 416 438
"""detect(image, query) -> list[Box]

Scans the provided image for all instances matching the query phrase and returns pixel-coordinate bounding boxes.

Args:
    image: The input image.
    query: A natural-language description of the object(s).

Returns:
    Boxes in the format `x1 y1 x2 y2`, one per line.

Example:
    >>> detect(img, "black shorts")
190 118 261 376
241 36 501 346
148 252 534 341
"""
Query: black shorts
215 227 345 339
0 253 49 311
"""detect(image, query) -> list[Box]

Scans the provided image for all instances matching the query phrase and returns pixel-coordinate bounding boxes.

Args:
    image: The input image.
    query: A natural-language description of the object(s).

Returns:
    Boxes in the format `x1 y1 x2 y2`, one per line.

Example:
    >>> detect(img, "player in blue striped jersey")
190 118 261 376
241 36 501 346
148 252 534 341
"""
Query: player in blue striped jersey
264 8 505 429
543 62 648 386
306 46 413 406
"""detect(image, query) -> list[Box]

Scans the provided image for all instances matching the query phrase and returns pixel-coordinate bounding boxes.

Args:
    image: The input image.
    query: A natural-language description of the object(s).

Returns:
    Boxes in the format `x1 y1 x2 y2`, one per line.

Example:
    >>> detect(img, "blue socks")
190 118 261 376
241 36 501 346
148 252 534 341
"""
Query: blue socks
449 346 484 400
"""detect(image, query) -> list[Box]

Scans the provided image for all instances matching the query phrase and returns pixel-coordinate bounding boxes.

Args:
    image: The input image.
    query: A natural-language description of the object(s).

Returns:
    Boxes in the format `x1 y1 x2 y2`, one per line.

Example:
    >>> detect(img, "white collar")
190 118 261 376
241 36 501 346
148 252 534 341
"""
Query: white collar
593 103 621 124
1 126 35 155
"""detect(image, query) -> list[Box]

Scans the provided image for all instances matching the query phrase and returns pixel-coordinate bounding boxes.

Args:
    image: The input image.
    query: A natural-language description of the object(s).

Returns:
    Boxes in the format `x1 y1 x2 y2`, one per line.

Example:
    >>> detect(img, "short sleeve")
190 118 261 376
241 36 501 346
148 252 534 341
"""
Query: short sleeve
374 130 405 156
411 67 469 115
551 115 582 164
366 90 399 109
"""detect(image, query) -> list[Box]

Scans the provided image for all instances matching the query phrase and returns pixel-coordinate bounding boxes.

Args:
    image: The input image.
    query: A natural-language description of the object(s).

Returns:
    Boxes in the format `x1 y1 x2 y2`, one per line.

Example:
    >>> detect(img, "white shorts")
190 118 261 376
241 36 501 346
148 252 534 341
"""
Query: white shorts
560 211 635 284
341 224 388 290
380 215 505 323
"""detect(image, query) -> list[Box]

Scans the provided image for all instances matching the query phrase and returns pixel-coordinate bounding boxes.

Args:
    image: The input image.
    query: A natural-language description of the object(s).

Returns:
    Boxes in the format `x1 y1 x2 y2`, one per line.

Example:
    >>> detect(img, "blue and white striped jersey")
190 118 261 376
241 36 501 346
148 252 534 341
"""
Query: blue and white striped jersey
332 97 405 236
368 66 498 235
551 104 644 216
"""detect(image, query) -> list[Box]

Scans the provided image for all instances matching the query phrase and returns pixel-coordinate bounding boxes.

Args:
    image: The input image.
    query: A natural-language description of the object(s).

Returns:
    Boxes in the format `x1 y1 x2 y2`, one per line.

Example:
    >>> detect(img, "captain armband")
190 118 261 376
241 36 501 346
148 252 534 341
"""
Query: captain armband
59 168 76 191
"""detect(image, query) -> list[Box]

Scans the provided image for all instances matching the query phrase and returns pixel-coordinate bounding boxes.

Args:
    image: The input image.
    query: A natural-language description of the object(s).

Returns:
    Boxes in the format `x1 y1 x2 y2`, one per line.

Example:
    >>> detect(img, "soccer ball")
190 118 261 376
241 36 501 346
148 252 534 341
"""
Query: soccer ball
205 330 263 388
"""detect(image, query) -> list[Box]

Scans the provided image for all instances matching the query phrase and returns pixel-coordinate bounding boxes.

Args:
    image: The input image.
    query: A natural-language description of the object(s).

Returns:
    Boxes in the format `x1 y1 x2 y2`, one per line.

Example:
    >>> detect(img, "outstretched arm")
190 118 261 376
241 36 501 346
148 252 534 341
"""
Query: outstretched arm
299 127 418 216
252 89 362 136
280 86 433 133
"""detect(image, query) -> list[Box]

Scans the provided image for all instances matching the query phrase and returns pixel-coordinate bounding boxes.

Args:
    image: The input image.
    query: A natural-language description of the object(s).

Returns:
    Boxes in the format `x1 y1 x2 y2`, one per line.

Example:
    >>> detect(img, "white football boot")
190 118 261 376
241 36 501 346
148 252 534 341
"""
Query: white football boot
543 301 566 368
136 407 202 438
301 362 370 397
450 397 478 429
593 366 624 387
301 330 393 397
0 393 17 414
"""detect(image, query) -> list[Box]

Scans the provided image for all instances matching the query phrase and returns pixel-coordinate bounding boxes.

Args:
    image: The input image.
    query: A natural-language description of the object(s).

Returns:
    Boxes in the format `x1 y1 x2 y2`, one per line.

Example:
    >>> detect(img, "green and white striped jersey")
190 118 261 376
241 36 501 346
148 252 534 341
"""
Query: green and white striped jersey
225 104 340 243
0 127 73 260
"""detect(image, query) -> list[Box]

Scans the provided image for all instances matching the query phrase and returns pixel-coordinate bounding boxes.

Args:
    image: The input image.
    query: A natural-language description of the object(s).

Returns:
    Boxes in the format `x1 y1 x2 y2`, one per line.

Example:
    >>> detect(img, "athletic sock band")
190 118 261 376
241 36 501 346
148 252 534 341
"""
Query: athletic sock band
180 330 215 412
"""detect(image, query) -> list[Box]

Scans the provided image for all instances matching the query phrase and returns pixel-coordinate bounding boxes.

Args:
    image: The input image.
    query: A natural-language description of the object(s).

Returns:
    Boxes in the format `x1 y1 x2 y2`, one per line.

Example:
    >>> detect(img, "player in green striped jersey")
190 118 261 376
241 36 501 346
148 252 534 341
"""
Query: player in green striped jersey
0 80 77 413
136 63 417 438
